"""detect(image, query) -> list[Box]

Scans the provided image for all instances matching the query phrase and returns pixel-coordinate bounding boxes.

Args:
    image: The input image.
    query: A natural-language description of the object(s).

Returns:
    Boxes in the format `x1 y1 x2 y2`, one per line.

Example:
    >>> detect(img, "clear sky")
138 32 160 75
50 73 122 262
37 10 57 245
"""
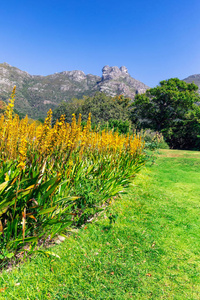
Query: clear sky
0 0 200 87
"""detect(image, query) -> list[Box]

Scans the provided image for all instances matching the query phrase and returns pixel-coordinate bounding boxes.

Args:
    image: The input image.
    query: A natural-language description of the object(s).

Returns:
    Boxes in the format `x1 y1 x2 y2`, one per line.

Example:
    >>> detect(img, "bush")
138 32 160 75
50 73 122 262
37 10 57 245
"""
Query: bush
141 129 169 150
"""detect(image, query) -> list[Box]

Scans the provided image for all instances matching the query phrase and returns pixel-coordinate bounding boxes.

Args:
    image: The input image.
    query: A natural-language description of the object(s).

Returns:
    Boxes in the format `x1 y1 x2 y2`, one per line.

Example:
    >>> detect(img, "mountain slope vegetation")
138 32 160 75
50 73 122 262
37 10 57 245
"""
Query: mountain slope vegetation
0 63 149 119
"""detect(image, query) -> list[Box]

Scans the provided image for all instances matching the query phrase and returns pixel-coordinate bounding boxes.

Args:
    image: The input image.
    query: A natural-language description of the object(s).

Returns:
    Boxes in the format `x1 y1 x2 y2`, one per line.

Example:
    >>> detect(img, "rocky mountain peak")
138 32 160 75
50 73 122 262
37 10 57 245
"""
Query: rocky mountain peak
60 70 86 81
2 62 12 67
0 63 149 119
120 66 128 74
102 65 129 81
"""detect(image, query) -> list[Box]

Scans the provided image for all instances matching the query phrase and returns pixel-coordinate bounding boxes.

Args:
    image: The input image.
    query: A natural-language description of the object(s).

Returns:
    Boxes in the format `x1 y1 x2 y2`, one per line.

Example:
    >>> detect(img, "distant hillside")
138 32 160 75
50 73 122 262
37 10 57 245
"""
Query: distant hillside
0 63 149 119
183 74 200 93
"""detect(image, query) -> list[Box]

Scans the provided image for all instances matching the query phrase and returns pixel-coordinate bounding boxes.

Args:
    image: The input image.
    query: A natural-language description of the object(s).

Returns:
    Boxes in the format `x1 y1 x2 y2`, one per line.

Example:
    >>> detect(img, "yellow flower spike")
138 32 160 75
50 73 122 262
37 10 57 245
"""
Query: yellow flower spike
78 113 82 127
5 86 16 121
86 113 91 133
17 135 27 170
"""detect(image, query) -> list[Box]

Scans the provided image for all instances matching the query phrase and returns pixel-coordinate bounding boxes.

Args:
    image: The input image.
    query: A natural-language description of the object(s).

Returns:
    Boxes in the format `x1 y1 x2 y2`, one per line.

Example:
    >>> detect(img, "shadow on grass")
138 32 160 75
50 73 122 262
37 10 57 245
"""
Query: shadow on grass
101 225 112 231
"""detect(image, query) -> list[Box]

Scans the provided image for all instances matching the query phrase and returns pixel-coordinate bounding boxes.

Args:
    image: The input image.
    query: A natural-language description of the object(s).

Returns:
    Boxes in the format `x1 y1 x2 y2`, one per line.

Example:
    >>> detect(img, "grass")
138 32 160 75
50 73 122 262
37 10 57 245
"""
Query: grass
1 149 200 299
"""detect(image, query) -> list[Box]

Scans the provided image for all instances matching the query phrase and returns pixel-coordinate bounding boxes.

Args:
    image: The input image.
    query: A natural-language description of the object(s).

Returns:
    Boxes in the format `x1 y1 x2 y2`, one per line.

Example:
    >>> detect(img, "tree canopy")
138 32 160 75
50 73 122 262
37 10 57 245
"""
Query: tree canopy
53 92 131 127
130 78 200 149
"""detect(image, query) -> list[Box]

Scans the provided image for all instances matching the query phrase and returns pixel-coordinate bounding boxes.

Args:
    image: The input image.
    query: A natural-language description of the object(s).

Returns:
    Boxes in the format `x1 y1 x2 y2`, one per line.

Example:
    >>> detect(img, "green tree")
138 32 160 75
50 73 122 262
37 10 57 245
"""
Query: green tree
78 92 131 124
52 98 84 124
52 92 131 126
107 119 131 134
130 78 200 149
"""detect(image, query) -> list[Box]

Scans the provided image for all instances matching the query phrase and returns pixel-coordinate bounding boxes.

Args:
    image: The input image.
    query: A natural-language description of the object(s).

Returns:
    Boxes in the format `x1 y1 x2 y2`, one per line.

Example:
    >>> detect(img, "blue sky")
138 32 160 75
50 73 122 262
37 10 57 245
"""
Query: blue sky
0 0 200 87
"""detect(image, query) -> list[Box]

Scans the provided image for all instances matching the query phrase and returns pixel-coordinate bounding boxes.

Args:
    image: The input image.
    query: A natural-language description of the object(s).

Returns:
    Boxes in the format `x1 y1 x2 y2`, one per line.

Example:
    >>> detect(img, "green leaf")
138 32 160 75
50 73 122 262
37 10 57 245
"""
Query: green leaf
13 236 39 244
38 205 57 215
35 250 60 258
5 252 14 259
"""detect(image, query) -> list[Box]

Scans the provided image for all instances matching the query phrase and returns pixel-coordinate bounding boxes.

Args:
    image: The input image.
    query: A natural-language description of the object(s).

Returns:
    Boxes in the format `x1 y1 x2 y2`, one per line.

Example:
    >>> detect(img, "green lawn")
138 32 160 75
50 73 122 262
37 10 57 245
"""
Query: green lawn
1 149 200 299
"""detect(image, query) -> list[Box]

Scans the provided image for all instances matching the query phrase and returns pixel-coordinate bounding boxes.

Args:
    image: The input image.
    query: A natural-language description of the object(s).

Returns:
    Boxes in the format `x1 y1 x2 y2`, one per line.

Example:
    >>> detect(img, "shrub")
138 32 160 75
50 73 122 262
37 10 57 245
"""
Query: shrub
141 129 169 150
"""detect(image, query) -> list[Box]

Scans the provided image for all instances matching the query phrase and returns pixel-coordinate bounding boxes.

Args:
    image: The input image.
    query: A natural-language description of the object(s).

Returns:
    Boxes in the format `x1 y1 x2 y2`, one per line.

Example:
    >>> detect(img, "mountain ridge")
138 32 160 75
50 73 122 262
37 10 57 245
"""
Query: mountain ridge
0 63 149 119
183 74 200 93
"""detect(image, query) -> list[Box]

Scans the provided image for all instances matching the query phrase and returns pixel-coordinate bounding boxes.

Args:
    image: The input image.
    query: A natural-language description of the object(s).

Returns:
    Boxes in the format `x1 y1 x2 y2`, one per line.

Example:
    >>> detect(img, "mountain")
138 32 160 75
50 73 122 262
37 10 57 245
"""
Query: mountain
0 63 149 119
183 74 200 93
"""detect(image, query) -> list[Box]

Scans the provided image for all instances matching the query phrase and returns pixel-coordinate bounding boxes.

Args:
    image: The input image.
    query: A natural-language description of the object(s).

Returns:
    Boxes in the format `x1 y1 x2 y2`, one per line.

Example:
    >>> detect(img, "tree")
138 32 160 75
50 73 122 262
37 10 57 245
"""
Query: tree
78 93 131 124
52 98 84 124
52 92 131 126
130 78 200 149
